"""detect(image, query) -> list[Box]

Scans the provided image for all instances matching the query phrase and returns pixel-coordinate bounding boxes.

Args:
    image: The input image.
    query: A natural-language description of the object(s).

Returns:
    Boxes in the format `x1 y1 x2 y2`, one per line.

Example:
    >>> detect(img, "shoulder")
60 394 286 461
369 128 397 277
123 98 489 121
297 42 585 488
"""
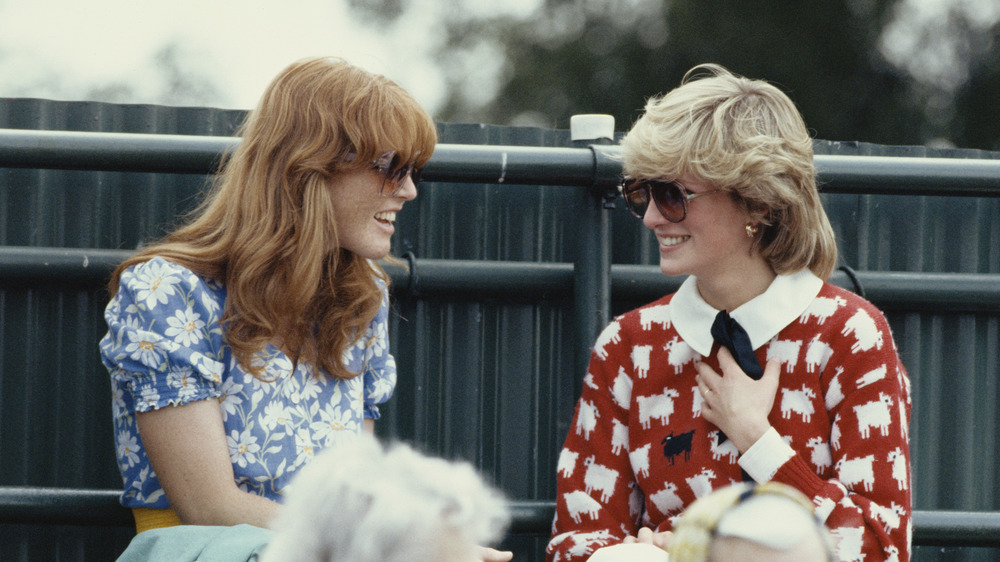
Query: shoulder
801 284 890 328
120 257 221 294
591 294 677 360
114 257 225 316
794 284 903 376
613 293 677 331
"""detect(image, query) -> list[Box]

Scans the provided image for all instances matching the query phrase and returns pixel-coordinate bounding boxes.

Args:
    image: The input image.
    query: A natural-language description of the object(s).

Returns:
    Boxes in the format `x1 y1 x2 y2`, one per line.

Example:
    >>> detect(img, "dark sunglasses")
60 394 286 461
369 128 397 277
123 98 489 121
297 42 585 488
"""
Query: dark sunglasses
371 151 422 196
619 177 719 222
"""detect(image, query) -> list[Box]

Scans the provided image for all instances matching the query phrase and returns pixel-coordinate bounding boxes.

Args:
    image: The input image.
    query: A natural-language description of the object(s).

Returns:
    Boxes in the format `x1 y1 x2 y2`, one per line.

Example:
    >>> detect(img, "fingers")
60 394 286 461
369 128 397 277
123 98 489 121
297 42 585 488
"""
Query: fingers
763 357 782 379
652 530 673 549
479 546 513 562
694 360 717 391
716 344 736 368
631 527 672 549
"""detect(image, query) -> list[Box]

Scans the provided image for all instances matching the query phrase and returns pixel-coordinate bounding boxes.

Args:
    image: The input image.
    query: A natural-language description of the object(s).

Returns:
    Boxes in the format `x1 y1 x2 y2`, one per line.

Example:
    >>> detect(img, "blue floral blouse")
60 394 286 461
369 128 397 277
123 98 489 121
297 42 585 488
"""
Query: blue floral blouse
99 257 397 509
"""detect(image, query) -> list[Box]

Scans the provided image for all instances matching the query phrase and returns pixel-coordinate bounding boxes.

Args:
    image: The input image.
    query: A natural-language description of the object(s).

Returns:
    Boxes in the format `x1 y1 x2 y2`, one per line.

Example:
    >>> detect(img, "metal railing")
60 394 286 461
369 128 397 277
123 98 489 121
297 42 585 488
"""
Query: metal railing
3 128 1000 196
2 127 1000 549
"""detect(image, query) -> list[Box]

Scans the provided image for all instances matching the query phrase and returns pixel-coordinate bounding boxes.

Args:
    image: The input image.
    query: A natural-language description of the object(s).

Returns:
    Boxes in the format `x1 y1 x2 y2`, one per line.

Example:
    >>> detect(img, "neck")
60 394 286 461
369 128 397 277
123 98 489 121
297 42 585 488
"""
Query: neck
695 258 776 312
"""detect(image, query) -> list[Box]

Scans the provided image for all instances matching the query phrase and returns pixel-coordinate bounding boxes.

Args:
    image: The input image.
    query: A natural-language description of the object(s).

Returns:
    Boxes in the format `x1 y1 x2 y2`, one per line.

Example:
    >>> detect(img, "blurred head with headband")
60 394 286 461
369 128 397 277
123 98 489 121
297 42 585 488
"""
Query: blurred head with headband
669 482 834 562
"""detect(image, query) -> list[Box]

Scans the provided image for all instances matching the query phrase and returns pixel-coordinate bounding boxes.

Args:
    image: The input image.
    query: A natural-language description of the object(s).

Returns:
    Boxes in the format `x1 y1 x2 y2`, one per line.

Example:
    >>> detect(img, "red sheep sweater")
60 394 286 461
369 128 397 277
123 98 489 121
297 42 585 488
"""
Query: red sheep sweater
547 271 912 562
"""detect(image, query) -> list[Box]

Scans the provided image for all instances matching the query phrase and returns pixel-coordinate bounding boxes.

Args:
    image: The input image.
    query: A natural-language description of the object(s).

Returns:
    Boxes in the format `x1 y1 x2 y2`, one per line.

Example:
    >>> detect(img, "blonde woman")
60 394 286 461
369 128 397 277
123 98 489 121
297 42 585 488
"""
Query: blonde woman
547 64 911 562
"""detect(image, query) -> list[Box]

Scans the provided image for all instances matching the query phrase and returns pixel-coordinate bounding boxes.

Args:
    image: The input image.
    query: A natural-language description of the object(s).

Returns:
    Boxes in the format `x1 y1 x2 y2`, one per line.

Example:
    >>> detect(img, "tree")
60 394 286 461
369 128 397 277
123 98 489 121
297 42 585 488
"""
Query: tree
434 0 927 145
948 18 1000 151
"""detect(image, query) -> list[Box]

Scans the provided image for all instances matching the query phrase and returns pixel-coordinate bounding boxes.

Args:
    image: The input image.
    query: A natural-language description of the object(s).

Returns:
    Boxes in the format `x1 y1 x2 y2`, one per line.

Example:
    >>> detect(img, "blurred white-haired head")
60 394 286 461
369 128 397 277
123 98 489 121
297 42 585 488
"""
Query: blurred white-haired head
669 482 833 562
261 434 510 562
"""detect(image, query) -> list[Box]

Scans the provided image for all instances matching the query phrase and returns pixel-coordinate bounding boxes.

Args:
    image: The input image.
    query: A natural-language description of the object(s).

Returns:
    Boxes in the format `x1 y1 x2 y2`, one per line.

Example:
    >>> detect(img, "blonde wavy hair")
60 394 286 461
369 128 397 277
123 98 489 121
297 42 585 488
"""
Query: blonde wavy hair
621 63 837 280
109 57 437 380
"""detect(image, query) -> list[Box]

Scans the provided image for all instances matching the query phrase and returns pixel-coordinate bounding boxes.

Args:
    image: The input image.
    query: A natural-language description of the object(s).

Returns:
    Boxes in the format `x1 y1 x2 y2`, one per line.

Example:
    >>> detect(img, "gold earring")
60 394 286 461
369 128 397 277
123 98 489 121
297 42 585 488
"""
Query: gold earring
745 223 758 238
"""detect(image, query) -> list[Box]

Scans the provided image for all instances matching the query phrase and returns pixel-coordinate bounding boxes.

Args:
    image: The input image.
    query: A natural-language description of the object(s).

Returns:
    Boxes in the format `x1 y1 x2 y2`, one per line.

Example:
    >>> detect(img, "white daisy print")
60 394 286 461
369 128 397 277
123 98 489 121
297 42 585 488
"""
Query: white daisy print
165 370 200 403
124 331 168 368
219 378 246 418
165 308 205 346
131 261 181 310
228 427 261 468
293 428 317 468
309 405 354 446
117 430 142 469
262 402 295 436
136 384 161 411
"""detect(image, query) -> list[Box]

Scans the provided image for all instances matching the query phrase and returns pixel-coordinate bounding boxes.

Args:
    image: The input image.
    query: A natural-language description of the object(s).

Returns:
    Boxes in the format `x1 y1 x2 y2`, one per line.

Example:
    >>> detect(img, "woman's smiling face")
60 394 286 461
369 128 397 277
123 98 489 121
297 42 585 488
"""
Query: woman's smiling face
330 167 417 260
642 175 755 281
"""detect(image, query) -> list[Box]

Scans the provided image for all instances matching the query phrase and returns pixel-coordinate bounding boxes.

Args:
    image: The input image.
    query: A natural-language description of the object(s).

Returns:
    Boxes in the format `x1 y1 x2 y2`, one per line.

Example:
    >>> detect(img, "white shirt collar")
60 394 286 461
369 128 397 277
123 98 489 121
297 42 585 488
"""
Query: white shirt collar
672 269 824 356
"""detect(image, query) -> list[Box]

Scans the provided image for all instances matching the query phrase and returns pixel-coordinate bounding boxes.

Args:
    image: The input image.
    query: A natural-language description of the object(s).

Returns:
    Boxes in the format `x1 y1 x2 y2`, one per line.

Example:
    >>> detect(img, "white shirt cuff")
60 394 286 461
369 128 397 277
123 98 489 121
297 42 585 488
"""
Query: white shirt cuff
738 427 795 482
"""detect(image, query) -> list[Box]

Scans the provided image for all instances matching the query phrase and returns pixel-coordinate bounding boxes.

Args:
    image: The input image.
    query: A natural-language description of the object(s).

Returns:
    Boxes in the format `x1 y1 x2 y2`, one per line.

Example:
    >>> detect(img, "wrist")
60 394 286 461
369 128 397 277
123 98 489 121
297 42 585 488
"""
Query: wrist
732 420 771 453
738 427 796 482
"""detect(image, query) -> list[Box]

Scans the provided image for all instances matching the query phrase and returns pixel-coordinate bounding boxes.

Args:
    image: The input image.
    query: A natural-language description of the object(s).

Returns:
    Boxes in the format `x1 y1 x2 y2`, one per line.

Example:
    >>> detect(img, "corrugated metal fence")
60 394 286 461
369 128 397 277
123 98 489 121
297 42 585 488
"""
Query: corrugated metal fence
1 99 999 561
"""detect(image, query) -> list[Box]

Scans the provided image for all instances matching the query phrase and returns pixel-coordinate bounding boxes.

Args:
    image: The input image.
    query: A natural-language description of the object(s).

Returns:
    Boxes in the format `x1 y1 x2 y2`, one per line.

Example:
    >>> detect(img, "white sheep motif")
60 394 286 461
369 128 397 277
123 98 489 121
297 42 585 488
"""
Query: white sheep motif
685 468 716 498
780 385 817 422
612 368 633 409
806 436 832 471
564 491 602 524
829 526 864 561
630 345 652 379
805 335 834 374
639 304 671 331
842 309 884 353
649 482 683 516
854 392 894 439
887 447 909 491
836 454 876 492
575 400 600 440
592 321 621 360
831 421 842 451
767 338 802 373
857 364 888 389
800 295 847 324
709 430 740 463
871 501 907 533
825 367 845 410
665 337 700 374
637 389 680 429
569 531 614 557
583 456 620 503
610 418 629 456
557 449 578 479
629 444 651 478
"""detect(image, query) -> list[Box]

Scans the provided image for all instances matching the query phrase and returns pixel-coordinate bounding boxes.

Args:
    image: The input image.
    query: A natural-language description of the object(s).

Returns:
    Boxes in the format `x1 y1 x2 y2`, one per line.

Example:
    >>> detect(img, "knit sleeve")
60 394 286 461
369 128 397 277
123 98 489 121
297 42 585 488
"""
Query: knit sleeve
770 298 912 562
546 317 644 562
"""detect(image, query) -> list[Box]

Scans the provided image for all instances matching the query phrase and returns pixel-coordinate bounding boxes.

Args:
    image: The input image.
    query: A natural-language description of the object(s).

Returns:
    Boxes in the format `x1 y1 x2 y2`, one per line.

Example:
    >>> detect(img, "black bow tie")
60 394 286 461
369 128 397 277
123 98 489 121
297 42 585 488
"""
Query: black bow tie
710 310 764 380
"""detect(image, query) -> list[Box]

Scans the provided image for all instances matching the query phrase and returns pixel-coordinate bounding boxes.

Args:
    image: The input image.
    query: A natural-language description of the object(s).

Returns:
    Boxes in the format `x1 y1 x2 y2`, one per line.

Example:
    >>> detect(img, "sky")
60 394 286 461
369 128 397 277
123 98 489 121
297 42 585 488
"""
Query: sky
0 0 996 119
0 0 537 115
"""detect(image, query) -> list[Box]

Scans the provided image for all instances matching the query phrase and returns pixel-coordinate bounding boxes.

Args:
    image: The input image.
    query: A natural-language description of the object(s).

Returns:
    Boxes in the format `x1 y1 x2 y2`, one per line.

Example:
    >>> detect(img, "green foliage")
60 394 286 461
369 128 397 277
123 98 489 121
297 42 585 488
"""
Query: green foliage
423 0 999 149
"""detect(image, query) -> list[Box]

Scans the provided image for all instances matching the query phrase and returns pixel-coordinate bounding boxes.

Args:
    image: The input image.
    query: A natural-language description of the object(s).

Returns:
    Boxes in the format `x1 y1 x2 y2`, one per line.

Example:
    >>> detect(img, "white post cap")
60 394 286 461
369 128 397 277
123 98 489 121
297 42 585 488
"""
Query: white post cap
570 114 615 142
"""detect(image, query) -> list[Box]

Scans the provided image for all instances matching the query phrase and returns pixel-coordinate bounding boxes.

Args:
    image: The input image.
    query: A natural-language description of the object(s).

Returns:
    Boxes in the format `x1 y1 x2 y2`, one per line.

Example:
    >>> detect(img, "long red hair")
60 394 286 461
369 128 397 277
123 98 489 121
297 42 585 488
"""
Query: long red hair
109 57 437 380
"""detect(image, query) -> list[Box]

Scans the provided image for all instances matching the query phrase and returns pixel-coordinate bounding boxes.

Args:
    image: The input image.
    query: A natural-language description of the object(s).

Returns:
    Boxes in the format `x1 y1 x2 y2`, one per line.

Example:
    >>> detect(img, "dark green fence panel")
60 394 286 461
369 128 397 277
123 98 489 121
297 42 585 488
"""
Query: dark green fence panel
2 99 1000 561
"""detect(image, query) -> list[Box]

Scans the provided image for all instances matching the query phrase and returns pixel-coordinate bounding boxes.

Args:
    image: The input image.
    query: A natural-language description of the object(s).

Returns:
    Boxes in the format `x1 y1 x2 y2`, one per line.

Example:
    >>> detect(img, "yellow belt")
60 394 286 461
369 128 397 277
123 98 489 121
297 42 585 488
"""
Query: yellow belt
132 507 182 534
